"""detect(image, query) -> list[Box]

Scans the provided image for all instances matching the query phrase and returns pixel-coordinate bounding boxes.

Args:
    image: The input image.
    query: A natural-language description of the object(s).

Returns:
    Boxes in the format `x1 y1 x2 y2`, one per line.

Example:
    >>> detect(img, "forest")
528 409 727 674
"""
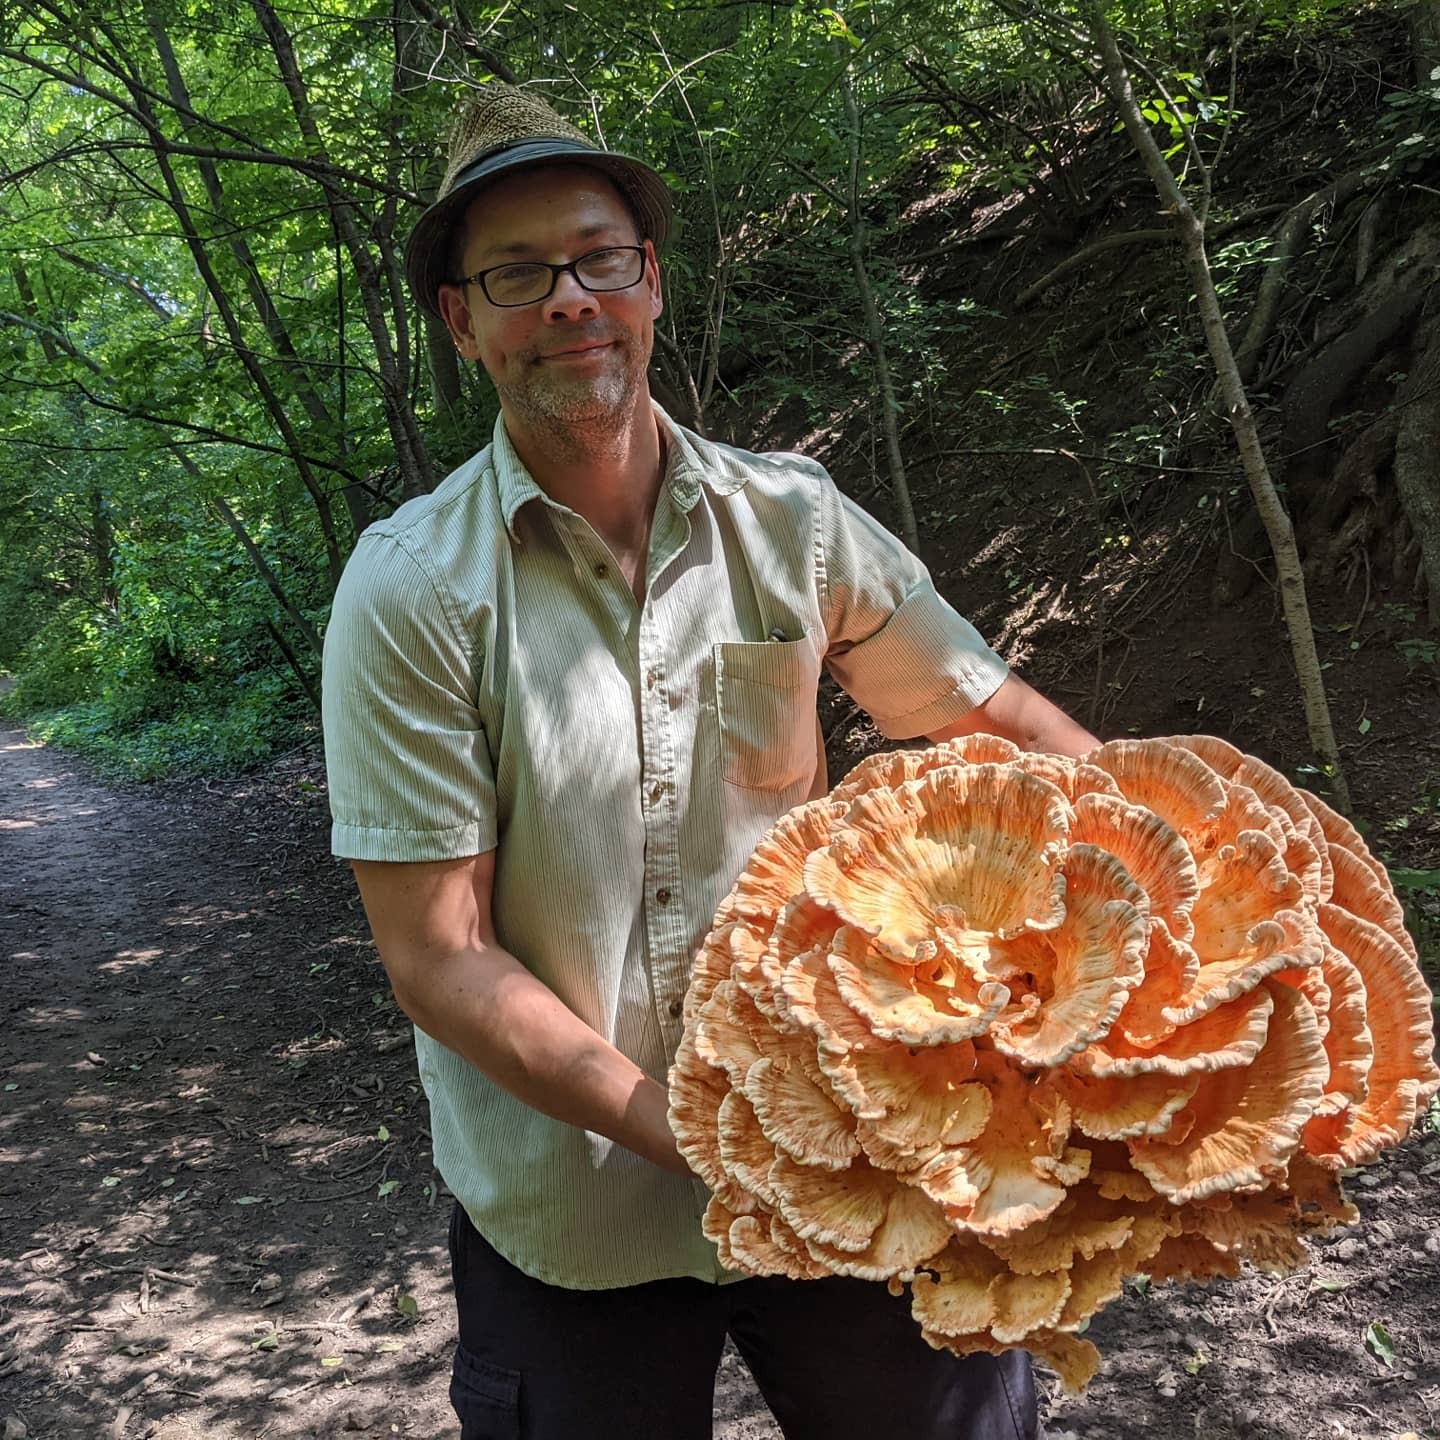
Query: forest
2 0 1437 801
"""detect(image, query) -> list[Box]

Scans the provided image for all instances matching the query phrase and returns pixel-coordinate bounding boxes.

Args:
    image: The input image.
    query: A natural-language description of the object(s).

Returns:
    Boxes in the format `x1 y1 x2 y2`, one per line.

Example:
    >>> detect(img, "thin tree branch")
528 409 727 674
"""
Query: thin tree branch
0 45 419 202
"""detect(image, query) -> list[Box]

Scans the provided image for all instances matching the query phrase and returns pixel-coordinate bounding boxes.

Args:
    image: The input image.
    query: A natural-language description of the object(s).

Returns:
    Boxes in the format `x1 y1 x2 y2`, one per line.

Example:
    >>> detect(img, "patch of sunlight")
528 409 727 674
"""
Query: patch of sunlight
971 526 1025 565
165 905 258 928
0 819 38 830
24 1005 86 1023
100 948 166 974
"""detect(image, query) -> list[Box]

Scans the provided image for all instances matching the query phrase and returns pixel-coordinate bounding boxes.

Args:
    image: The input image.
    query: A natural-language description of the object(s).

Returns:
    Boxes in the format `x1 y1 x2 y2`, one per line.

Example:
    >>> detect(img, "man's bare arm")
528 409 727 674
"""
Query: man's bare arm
928 673 1099 757
351 852 690 1177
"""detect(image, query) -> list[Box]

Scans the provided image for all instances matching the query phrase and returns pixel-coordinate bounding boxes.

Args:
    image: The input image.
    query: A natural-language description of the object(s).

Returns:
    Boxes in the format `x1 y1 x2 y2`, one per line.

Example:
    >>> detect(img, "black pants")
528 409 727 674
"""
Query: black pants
448 1203 1038 1440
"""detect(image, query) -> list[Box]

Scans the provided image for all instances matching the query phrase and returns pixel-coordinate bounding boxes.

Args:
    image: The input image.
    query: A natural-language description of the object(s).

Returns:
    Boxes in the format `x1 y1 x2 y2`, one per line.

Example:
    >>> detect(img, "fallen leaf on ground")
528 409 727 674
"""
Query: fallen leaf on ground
1364 1320 1396 1367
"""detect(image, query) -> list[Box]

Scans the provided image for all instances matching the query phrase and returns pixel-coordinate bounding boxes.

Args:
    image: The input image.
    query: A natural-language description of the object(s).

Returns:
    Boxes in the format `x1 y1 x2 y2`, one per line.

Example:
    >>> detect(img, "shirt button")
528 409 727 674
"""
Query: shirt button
594 562 609 579
646 669 660 689
649 780 665 805
667 997 684 1019
655 887 672 906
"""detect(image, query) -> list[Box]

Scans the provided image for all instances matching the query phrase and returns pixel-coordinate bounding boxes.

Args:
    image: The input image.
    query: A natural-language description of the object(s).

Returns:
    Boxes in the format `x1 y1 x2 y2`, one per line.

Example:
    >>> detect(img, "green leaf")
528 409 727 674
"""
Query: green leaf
377 1179 399 1198
395 1293 420 1320
235 1195 265 1205
1358 716 1372 735
1389 868 1440 891
320 1356 344 1367
376 1125 390 1141
252 1330 281 1351
1364 1321 1396 1367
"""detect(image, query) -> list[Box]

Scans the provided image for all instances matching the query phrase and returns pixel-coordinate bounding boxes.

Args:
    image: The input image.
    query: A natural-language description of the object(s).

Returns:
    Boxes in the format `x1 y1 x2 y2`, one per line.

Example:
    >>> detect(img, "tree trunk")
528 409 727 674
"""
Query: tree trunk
1393 317 1440 625
1413 0 1440 86
394 0 474 453
1089 4 1352 812
265 619 322 714
89 488 117 611
841 65 918 553
12 263 58 363
654 329 705 432
1232 174 1371 385
208 491 324 663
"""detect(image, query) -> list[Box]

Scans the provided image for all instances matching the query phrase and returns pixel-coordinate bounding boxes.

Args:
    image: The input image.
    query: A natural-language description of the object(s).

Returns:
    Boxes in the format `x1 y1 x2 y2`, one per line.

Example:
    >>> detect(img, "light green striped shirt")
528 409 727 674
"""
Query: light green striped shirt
322 407 1008 1289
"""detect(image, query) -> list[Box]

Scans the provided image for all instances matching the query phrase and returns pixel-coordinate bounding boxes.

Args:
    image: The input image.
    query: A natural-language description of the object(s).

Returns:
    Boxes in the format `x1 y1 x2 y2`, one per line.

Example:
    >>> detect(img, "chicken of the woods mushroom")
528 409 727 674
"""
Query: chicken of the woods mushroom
667 734 1440 1391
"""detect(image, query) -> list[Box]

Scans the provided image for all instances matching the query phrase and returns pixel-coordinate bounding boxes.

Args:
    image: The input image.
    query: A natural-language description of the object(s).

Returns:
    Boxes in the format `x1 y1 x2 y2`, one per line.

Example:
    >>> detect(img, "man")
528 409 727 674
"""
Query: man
323 83 1097 1440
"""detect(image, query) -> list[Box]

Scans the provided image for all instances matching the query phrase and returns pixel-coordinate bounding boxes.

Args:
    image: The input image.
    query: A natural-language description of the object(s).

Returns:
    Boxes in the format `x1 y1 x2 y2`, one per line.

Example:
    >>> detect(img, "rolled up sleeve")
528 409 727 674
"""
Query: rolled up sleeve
322 532 497 862
819 479 1008 739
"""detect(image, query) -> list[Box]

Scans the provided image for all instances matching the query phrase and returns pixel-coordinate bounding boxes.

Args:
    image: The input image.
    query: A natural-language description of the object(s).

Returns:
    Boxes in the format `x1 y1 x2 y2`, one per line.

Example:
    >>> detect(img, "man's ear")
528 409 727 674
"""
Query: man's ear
438 284 482 361
645 239 663 322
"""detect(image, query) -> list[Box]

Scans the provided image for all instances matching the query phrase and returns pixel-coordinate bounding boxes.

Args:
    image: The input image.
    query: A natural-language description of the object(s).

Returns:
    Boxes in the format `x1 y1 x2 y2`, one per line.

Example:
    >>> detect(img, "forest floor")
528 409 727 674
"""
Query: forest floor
2 711 1439 1440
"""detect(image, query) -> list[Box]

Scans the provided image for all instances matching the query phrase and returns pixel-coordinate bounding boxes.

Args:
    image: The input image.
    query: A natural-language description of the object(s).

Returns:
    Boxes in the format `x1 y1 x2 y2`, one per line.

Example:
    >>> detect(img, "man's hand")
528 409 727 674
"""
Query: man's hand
352 851 693 1179
929 674 1099 758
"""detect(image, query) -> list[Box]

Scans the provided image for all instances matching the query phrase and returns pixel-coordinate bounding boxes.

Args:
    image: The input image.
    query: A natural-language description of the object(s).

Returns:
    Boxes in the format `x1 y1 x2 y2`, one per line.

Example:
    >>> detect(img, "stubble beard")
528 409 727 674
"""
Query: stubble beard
495 332 648 438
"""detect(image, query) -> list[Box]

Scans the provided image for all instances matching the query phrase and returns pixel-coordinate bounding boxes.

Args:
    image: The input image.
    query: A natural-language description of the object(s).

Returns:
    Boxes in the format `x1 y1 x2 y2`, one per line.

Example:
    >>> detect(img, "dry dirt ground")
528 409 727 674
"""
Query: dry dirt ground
2 722 1438 1440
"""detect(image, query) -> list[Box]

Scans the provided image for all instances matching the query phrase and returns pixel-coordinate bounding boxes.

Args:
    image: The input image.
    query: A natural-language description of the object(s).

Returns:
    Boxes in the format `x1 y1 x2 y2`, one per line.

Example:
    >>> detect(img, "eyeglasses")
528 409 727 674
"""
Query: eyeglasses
456 245 647 308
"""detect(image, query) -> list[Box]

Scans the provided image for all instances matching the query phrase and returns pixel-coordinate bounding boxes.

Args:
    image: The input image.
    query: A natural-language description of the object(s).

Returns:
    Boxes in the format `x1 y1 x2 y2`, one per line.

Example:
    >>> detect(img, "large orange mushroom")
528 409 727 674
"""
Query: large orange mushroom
669 735 1439 1391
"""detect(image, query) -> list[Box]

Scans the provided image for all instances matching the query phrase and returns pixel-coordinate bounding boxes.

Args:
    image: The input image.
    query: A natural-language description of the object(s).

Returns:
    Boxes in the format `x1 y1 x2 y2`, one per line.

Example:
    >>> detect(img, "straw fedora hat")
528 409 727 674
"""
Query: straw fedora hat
405 84 673 319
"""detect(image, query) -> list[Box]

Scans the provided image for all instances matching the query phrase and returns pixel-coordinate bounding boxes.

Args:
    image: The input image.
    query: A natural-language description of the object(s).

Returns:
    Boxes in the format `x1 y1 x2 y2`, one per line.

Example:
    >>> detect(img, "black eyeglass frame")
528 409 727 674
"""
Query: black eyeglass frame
455 244 648 308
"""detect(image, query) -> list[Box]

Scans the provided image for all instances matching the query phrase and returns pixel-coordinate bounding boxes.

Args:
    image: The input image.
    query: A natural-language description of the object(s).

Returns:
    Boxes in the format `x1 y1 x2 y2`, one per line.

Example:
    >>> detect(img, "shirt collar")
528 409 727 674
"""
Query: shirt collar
493 403 749 542
493 412 550 542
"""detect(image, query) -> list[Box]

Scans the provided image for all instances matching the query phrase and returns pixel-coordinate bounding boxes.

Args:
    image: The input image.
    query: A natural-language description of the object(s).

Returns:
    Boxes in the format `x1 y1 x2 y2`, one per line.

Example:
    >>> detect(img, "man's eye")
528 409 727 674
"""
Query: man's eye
492 264 542 285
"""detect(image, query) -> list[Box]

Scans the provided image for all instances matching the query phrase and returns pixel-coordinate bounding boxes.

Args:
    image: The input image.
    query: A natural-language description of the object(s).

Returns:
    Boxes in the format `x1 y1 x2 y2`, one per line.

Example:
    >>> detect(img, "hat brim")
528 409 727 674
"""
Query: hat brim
405 138 673 320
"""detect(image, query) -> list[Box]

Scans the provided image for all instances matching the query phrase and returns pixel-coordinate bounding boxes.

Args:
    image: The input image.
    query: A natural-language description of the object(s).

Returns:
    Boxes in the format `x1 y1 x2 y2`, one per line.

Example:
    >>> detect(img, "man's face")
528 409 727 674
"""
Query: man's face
437 164 663 431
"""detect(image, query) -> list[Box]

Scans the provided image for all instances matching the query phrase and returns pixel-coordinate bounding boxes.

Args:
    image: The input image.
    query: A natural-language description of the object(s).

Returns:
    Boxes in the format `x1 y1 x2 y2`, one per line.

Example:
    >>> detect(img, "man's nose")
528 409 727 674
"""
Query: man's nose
544 269 600 322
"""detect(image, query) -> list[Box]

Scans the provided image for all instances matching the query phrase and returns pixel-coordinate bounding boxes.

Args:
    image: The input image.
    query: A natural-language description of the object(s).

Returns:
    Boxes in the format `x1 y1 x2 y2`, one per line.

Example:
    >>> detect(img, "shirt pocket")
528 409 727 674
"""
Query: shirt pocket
714 633 820 793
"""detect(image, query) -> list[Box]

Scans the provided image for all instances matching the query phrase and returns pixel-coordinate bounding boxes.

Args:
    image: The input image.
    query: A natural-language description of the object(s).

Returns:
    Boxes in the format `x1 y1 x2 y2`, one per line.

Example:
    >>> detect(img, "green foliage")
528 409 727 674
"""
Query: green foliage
24 672 309 782
1 578 317 779
1120 72 1234 165
0 602 106 715
1377 65 1440 171
0 0 1415 780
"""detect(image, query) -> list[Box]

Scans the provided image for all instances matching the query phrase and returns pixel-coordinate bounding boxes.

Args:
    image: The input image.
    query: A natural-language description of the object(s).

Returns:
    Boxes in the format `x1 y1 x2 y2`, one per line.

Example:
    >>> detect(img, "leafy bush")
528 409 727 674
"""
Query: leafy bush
23 669 312 781
0 600 106 715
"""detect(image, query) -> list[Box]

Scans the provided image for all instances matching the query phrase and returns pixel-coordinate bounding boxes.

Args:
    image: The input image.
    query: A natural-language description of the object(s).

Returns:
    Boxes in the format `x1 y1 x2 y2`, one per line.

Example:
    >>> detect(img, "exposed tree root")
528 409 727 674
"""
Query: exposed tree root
1233 173 1375 383
1304 412 1399 588
1014 205 1287 307
1393 315 1440 624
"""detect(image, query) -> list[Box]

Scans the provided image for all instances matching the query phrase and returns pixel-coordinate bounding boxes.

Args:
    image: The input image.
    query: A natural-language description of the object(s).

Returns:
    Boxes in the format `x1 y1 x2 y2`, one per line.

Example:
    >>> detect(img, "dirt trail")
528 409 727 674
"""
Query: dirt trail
1 727 1437 1439
0 723 782 1439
